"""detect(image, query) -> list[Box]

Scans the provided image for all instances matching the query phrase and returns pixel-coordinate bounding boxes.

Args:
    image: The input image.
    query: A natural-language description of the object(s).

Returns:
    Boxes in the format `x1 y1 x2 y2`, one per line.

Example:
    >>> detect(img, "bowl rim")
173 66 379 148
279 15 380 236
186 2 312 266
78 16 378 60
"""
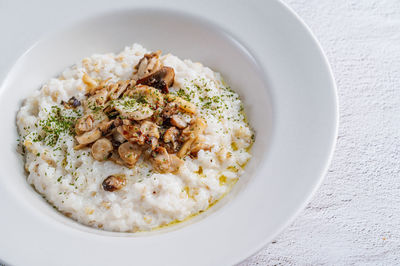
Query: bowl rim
237 0 339 260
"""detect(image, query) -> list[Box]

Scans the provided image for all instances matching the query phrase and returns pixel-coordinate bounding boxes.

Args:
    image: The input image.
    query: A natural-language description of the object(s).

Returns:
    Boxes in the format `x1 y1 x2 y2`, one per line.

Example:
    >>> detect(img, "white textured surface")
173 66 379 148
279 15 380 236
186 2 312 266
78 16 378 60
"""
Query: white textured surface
241 0 400 265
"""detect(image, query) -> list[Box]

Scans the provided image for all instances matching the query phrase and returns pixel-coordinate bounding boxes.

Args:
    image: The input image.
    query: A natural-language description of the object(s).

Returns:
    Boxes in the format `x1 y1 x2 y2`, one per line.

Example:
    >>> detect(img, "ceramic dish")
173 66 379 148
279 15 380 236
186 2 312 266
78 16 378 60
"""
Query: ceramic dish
0 1 337 265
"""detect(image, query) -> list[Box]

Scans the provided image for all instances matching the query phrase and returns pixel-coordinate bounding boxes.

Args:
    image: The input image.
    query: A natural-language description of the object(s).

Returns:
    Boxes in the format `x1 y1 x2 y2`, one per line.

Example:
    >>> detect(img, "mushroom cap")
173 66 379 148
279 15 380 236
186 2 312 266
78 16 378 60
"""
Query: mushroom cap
137 66 175 93
91 138 113 161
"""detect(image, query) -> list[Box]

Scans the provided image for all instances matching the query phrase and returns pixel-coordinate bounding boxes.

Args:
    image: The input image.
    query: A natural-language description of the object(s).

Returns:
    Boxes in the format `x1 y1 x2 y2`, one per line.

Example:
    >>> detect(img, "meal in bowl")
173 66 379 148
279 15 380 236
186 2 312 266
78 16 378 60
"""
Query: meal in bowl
16 44 254 232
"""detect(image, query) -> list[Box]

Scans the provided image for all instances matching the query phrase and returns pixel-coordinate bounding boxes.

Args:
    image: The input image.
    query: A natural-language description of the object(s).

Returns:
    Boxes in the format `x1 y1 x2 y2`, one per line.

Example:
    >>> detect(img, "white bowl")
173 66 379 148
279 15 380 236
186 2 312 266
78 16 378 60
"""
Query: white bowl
0 3 337 266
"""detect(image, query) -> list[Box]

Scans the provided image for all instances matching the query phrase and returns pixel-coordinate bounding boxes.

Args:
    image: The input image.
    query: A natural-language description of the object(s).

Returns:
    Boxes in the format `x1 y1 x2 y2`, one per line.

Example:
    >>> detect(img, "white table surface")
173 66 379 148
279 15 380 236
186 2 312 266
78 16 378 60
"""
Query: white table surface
242 0 400 265
1 0 399 265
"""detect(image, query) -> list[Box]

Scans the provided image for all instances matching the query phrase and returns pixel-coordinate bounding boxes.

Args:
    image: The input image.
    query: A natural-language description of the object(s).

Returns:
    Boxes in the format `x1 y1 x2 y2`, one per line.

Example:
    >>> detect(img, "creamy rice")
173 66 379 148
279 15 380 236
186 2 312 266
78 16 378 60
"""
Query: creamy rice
17 44 254 232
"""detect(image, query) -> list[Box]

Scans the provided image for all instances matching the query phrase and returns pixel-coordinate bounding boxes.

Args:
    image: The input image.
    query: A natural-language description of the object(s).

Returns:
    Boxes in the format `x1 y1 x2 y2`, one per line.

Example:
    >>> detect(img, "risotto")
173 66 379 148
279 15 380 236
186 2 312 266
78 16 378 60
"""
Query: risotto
16 44 254 232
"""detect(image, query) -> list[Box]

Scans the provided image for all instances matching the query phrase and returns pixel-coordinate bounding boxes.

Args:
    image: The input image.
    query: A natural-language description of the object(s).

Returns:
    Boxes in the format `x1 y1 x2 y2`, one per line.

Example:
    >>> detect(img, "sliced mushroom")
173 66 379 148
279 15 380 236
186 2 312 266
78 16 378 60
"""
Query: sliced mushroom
178 117 206 158
140 121 160 139
150 146 183 173
124 84 164 108
169 154 184 173
108 80 136 100
102 174 126 192
122 119 131 126
165 94 196 114
113 117 123 127
189 137 213 158
124 105 149 119
76 128 102 145
112 128 126 145
109 150 125 165
117 124 143 144
150 146 170 173
163 127 180 152
75 114 94 135
163 127 179 143
103 104 119 118
140 121 160 150
149 137 159 151
118 142 142 168
153 112 164 125
162 101 179 118
134 51 162 79
91 88 109 106
181 117 206 141
116 104 154 121
73 143 87 150
91 138 113 161
116 125 131 140
177 139 194 159
61 96 81 109
170 114 187 129
137 66 175 93
97 118 114 135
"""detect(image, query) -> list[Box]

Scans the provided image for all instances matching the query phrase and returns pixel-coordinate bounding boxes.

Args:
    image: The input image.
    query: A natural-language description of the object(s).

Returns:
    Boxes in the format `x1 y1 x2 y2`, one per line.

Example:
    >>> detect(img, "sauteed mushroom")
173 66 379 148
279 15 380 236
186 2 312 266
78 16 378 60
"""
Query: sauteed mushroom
76 128 101 145
61 96 81 109
71 50 212 173
163 127 180 152
170 114 187 129
118 142 142 168
165 94 196 114
137 66 175 93
102 174 126 192
91 138 113 161
150 146 183 173
134 51 162 79
75 114 94 135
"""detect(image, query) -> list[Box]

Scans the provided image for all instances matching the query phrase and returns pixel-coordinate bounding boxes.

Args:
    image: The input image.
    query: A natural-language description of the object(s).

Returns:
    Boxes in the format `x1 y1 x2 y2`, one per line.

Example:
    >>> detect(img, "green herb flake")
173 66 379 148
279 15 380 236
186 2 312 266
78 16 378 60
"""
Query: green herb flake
33 105 82 147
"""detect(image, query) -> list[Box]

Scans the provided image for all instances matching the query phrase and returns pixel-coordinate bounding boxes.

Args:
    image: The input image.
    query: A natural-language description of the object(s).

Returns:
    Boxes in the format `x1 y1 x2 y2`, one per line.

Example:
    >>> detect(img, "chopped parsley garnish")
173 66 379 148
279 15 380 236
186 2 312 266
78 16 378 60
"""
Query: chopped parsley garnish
136 95 148 104
32 105 81 147
176 88 191 102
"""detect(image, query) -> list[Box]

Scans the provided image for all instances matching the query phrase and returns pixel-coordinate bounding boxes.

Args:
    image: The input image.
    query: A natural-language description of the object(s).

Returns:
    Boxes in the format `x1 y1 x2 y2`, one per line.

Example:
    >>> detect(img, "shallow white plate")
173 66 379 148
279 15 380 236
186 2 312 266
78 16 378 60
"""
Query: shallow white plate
0 1 337 265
